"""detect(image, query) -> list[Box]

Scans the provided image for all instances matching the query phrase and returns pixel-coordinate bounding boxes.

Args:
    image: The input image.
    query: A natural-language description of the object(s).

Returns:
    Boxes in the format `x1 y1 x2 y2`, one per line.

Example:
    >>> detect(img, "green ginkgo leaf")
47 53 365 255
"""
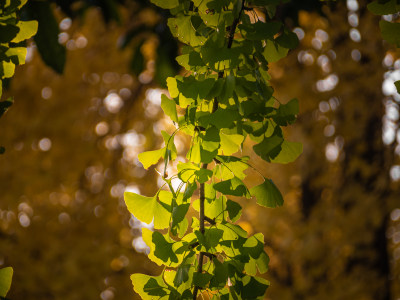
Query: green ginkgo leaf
131 273 168 299
138 148 165 169
5 47 27 65
219 132 244 155
250 179 283 208
263 39 289 63
11 20 38 43
124 190 171 229
0 267 13 298
161 94 178 122
271 141 302 164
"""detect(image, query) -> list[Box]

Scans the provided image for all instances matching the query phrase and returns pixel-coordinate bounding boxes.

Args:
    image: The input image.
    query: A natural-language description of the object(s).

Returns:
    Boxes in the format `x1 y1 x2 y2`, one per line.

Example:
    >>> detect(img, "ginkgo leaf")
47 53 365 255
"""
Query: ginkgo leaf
5 47 27 65
271 141 302 164
250 179 283 208
168 15 206 47
1 61 16 79
219 132 244 155
131 273 168 299
167 77 179 98
11 20 38 43
138 148 165 169
124 191 171 229
263 39 289 62
142 228 181 267
0 267 13 298
161 94 178 122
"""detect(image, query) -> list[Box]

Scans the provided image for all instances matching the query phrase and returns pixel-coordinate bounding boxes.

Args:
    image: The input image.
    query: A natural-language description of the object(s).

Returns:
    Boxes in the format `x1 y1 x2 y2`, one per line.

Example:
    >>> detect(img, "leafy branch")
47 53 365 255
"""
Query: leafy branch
124 0 302 298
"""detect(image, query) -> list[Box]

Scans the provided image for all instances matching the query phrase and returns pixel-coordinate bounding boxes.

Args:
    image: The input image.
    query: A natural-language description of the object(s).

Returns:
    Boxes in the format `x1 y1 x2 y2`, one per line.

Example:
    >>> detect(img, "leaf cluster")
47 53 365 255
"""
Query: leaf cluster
0 0 37 153
123 0 302 298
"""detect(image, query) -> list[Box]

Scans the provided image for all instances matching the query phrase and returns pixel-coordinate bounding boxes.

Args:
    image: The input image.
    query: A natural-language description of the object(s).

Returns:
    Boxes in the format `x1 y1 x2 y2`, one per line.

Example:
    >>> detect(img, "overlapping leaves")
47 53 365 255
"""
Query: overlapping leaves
0 1 37 152
124 0 302 299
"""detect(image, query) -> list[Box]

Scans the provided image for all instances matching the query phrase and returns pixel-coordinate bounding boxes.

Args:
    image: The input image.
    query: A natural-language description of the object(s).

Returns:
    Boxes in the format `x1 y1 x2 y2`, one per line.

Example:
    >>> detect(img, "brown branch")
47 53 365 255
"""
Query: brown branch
204 216 216 225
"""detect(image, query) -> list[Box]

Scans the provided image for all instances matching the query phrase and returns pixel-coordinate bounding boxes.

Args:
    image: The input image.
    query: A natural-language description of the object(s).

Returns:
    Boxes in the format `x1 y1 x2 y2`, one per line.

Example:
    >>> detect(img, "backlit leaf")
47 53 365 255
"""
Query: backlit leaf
138 148 165 169
0 267 13 298
130 274 168 299
11 20 38 43
1 61 15 78
219 132 244 155
5 47 27 65
124 191 171 229
161 94 178 122
271 141 302 164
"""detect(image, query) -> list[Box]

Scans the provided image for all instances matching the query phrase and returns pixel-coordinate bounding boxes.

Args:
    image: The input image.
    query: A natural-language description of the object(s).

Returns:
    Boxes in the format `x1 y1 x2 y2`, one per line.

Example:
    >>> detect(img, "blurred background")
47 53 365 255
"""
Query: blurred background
0 0 399 299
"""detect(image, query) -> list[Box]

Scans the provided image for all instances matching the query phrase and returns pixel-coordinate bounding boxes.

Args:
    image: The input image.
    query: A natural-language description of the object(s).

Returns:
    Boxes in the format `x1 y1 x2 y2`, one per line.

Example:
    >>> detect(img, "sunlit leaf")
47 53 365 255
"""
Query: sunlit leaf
253 135 284 162
167 77 179 98
138 148 165 169
5 47 27 65
11 20 38 43
168 15 206 47
0 267 13 298
217 221 247 241
130 273 168 299
161 94 178 122
219 132 244 155
271 141 302 164
241 275 270 299
1 61 15 79
124 191 171 229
